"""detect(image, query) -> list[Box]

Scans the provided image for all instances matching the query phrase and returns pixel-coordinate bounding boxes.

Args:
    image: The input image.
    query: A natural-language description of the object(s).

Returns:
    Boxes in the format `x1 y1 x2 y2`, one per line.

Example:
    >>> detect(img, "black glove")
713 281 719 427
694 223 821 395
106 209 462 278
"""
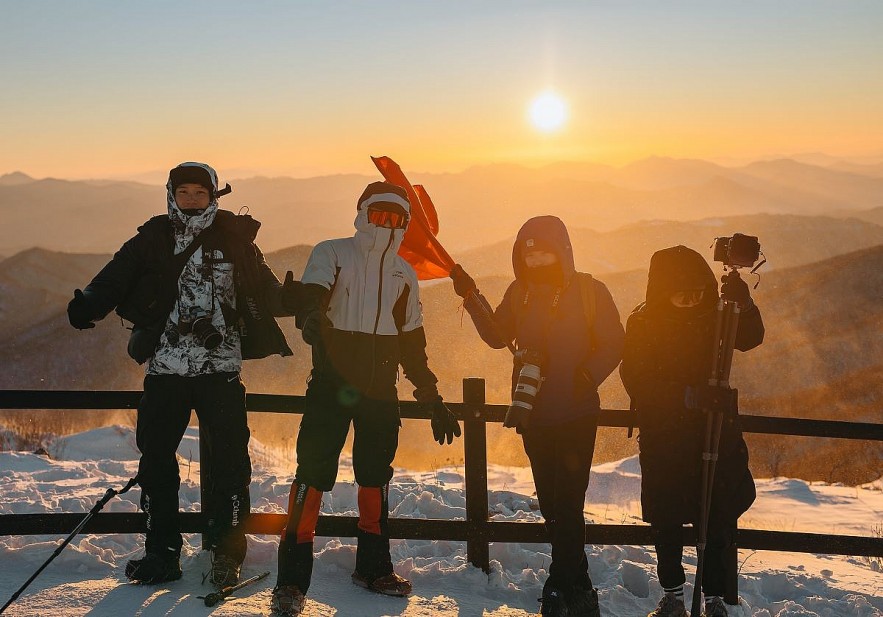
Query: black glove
301 310 326 346
685 384 738 415
430 397 461 445
67 289 96 330
281 271 302 313
503 405 530 434
720 272 752 309
450 264 477 299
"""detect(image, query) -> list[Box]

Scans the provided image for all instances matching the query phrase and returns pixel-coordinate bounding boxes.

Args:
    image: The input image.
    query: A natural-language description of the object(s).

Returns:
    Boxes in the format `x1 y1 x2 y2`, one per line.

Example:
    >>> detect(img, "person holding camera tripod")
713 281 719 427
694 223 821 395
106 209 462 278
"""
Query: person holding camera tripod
620 244 764 617
450 215 625 617
67 162 301 588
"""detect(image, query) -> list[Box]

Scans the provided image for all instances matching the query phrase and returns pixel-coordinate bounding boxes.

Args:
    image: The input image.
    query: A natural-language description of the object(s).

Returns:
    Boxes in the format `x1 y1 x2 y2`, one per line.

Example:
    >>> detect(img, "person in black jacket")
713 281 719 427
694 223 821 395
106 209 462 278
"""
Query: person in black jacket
620 246 764 617
67 162 300 588
450 215 625 617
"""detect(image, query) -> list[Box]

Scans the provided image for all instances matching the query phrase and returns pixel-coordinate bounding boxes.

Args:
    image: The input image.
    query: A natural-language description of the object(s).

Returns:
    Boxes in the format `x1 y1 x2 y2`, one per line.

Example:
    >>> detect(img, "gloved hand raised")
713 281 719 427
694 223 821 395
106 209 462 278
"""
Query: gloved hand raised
67 289 96 330
281 271 302 313
429 397 461 445
450 264 477 299
685 384 738 415
720 271 752 309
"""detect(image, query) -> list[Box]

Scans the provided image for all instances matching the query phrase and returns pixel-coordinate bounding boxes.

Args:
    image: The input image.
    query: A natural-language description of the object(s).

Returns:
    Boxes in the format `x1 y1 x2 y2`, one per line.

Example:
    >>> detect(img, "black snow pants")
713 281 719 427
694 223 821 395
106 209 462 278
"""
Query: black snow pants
136 372 251 563
277 379 400 592
522 414 599 596
654 519 735 597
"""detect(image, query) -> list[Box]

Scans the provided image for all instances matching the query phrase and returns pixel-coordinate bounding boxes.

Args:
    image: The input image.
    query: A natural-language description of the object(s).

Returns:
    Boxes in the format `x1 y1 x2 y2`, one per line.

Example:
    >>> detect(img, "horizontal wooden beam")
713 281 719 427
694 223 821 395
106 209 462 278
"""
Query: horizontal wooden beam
1 513 880 557
1 391 880 441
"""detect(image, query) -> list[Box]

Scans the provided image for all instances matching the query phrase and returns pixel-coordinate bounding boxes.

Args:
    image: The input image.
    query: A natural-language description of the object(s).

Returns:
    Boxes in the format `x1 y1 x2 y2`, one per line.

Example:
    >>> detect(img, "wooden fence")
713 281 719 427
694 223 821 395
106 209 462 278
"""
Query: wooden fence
1 379 882 605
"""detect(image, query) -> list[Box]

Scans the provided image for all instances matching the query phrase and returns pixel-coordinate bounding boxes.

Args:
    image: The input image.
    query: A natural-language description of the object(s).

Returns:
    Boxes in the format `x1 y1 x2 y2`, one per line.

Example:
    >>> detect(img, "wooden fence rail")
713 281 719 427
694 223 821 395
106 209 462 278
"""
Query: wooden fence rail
1 380 882 606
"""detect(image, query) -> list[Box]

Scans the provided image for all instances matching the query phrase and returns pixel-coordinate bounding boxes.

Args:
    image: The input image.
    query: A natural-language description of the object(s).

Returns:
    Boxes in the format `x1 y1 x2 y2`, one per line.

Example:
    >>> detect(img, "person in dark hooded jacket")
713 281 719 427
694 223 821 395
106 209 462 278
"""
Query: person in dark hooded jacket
451 216 625 617
66 162 301 588
620 245 764 617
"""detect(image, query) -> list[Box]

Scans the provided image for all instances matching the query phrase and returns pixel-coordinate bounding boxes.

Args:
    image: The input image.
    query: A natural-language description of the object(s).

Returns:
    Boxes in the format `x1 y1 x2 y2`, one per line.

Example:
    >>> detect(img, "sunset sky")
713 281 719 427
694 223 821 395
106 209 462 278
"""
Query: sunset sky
2 1 882 179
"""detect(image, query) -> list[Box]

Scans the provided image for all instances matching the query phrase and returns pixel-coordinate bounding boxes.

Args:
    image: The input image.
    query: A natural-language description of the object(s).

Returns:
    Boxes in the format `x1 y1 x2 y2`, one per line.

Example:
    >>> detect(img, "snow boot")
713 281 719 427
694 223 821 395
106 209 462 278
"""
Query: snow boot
351 571 412 597
703 596 729 617
124 551 182 584
540 587 570 617
648 592 688 617
568 585 601 617
271 584 306 616
208 553 241 588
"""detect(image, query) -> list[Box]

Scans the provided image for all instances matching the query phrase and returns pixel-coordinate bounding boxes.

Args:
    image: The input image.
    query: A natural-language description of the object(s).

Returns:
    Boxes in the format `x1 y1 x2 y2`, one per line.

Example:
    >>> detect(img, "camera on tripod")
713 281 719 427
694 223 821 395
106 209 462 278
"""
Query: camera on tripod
504 348 545 430
178 307 223 350
712 233 761 269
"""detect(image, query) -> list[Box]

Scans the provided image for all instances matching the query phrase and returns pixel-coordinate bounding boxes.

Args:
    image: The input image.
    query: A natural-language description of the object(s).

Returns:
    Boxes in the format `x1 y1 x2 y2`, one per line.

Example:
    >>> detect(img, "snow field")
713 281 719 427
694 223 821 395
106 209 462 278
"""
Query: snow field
0 426 881 616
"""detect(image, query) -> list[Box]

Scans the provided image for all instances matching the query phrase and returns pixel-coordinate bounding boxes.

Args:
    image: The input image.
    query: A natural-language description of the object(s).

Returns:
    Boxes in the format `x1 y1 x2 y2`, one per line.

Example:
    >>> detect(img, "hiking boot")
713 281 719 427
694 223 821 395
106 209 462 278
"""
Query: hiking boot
568 586 600 617
209 553 241 588
124 551 182 584
540 587 570 617
648 593 688 617
271 585 306 616
703 596 729 617
351 570 412 597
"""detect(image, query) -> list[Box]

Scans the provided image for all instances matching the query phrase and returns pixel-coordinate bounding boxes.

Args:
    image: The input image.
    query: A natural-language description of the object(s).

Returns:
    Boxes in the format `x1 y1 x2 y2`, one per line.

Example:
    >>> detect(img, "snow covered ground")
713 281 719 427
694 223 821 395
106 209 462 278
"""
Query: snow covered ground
0 426 880 616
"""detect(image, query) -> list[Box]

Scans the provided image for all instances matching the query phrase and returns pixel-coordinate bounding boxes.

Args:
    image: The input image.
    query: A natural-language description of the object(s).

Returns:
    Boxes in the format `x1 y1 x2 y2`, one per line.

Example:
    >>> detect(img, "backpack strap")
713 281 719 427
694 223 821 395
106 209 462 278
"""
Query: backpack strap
577 272 596 333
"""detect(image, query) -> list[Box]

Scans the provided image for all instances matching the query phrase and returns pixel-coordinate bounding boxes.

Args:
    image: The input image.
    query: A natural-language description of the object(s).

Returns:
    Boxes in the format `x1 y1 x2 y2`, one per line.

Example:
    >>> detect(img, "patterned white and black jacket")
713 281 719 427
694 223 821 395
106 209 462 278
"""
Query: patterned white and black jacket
80 163 293 376
299 201 438 402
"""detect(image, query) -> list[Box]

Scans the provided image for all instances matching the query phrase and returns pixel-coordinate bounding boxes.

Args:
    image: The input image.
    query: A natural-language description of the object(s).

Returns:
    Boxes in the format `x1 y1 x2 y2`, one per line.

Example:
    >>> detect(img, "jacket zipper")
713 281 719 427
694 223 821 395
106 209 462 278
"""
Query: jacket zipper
367 230 395 393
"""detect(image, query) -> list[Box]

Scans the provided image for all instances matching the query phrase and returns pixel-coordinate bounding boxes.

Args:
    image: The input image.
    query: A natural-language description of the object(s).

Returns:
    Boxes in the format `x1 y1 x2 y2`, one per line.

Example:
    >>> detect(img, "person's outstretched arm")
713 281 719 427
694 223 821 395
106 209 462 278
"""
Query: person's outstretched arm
450 264 516 350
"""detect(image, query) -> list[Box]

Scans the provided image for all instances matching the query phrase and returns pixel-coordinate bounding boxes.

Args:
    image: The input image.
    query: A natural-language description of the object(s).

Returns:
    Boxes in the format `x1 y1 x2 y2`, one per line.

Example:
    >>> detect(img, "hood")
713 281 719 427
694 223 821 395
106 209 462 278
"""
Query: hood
645 245 718 312
353 183 411 255
166 162 220 245
512 216 576 283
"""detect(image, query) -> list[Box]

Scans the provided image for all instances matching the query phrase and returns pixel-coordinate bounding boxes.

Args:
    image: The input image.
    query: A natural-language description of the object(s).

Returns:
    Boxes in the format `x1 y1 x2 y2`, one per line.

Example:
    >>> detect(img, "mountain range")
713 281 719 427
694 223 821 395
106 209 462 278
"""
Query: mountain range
3 156 883 255
1 210 879 482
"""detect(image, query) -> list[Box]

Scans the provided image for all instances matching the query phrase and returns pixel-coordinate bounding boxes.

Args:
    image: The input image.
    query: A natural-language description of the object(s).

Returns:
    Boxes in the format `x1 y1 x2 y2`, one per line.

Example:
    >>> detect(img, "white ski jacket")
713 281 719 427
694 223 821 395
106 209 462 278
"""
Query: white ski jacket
300 201 438 401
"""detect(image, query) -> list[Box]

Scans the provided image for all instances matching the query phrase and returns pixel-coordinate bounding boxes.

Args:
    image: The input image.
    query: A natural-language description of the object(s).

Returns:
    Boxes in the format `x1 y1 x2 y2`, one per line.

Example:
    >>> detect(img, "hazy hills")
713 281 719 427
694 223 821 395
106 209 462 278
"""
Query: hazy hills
0 215 880 481
3 156 883 255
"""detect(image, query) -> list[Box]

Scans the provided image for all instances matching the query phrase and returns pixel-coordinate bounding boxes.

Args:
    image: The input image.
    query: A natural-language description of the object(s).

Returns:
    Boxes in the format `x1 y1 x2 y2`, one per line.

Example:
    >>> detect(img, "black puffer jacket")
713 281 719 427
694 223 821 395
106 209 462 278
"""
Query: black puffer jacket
81 210 292 360
620 246 764 526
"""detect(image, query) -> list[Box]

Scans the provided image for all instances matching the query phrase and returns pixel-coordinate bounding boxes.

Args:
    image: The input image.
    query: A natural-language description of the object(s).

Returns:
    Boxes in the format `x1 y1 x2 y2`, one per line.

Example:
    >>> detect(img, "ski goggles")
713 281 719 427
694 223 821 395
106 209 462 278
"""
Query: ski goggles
367 208 408 229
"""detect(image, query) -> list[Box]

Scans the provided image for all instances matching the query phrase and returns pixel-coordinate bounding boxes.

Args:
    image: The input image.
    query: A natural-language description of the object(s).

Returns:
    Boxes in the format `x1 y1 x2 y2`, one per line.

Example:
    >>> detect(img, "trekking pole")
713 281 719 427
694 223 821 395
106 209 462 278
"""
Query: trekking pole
691 300 740 617
0 477 138 615
198 570 270 607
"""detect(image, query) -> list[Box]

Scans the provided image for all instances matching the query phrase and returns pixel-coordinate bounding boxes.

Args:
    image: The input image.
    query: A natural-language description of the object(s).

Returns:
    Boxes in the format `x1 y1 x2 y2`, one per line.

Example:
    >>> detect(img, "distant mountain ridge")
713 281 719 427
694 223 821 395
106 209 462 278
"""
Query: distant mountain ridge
3 156 883 255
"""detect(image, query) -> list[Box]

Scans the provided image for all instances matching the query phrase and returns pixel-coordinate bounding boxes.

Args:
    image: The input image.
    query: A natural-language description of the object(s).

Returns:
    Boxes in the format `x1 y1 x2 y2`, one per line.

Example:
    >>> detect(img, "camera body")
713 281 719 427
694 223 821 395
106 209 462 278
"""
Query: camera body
178 307 223 350
713 233 761 269
504 348 545 429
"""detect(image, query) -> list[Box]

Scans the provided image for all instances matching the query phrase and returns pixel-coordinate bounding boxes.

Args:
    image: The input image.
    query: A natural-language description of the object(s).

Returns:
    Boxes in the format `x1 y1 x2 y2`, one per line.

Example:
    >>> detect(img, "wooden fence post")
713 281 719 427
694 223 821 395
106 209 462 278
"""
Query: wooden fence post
463 377 490 574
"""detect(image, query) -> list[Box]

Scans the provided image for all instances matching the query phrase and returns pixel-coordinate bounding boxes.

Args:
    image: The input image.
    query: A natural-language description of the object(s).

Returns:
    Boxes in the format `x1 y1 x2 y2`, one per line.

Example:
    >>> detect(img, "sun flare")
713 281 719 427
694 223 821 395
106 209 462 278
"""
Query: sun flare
528 91 568 133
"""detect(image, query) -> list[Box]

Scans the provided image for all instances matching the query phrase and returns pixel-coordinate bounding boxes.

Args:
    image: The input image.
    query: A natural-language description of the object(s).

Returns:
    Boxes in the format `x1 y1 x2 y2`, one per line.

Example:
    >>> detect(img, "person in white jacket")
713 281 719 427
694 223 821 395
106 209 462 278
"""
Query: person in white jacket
272 181 461 616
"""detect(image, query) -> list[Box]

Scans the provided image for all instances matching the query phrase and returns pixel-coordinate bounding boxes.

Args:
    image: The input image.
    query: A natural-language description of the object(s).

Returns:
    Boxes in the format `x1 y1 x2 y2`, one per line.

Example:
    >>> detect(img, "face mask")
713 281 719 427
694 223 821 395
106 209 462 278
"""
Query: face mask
524 263 563 285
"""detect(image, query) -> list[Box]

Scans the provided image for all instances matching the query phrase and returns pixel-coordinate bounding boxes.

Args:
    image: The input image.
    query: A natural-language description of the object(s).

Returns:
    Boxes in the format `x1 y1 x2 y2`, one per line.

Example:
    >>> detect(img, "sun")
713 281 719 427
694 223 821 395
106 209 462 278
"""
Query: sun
528 91 568 132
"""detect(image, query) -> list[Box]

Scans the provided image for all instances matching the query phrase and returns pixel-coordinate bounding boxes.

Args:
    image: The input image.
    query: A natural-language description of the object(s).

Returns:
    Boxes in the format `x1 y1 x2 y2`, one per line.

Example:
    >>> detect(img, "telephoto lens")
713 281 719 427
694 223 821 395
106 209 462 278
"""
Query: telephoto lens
504 349 544 430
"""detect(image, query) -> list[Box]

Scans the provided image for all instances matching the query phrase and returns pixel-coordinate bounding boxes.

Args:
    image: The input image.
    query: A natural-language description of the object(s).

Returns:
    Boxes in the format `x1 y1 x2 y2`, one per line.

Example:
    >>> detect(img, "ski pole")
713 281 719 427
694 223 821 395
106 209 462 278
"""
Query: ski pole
198 571 270 607
0 477 138 615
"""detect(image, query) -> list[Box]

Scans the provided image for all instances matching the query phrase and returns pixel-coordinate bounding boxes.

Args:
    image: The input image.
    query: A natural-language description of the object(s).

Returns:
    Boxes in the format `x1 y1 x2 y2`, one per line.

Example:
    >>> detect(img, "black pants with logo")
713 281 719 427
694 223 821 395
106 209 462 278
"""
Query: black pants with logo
136 372 251 562
522 414 599 595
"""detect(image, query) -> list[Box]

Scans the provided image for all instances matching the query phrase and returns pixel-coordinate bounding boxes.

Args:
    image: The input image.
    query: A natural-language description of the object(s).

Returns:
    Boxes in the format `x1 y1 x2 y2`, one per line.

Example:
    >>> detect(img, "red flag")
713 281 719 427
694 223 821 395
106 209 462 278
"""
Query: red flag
371 156 455 280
